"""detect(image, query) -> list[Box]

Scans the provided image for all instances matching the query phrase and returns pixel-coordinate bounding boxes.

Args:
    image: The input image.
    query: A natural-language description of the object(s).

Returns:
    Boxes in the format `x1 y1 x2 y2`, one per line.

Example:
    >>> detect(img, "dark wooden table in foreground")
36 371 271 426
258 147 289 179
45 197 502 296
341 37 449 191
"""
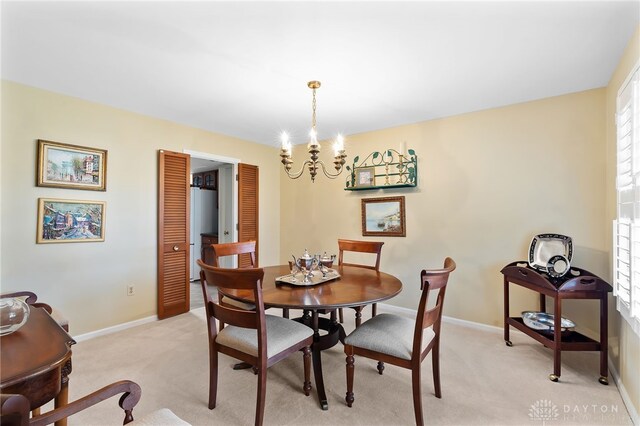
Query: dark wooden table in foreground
221 264 403 410
0 307 76 426
502 261 612 384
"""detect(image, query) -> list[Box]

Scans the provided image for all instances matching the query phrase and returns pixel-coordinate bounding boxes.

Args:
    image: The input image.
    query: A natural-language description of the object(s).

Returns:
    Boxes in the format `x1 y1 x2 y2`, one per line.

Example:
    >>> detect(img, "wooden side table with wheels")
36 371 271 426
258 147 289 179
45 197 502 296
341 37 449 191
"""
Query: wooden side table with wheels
501 261 612 384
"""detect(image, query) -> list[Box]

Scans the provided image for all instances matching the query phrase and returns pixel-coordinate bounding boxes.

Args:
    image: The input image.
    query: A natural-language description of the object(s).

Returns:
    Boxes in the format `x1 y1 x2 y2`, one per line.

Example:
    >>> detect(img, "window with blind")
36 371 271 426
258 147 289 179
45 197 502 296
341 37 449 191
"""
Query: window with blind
614 61 640 336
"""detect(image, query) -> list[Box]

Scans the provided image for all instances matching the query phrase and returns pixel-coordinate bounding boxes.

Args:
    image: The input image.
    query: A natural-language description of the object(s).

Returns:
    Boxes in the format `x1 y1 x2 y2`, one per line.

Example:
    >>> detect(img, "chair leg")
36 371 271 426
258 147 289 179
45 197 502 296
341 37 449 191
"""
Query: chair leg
338 308 344 323
255 365 267 426
282 308 290 319
412 365 424 426
354 307 363 328
208 347 218 409
432 341 442 398
372 303 377 318
345 348 355 407
303 346 312 396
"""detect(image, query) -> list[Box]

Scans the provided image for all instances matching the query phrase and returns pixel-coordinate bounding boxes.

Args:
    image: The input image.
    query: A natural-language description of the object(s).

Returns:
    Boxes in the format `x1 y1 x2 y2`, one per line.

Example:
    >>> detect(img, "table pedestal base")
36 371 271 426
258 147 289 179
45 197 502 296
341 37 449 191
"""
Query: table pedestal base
295 310 346 410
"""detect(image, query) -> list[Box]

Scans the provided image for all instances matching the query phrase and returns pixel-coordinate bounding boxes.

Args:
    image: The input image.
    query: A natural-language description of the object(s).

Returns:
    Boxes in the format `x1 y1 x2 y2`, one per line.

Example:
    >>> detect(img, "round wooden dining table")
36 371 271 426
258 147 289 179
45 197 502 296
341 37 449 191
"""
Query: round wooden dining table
219 264 403 410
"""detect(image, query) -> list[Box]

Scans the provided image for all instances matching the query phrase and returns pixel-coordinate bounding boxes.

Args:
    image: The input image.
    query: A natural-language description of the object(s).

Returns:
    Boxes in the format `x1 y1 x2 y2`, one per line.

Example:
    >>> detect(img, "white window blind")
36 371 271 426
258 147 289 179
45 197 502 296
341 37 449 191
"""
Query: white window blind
614 61 640 336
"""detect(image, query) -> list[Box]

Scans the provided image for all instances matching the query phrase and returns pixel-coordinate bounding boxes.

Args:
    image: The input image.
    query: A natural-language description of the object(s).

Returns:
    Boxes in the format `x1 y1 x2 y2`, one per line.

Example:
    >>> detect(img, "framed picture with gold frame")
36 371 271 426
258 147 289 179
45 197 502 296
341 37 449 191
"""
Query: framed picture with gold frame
361 196 406 237
37 139 107 191
355 167 375 187
37 198 106 243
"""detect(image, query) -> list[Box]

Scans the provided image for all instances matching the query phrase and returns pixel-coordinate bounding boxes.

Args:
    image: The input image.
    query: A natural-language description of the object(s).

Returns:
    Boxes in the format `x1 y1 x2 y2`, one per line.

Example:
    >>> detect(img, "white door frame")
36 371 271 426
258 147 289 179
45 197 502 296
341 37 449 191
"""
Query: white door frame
184 149 239 267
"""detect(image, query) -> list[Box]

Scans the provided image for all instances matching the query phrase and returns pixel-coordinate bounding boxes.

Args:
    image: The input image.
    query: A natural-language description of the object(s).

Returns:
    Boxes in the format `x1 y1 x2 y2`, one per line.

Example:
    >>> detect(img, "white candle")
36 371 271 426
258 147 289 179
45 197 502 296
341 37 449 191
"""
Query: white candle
334 134 344 156
308 129 320 148
281 132 291 154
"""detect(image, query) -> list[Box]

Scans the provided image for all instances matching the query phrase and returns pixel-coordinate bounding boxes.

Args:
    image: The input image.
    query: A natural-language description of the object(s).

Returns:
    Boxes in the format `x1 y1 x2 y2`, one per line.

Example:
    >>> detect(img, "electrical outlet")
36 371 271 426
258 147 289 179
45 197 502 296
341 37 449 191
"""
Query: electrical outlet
127 284 135 296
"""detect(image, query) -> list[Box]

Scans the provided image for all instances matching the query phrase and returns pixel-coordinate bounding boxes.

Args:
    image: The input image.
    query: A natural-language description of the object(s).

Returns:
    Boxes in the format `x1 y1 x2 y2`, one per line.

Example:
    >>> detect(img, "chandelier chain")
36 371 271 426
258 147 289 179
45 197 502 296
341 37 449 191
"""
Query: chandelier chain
311 87 317 130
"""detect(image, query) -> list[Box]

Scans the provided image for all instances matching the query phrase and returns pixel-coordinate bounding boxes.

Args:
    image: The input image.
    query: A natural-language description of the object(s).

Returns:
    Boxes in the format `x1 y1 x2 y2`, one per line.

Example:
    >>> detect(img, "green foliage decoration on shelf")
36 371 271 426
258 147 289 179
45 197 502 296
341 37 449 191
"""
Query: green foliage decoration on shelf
345 148 417 190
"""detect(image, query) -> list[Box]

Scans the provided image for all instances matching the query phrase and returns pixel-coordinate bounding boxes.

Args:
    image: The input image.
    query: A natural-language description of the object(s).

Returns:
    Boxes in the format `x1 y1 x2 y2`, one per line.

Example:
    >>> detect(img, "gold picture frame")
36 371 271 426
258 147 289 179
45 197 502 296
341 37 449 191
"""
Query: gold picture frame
37 139 107 191
37 198 106 243
361 196 406 237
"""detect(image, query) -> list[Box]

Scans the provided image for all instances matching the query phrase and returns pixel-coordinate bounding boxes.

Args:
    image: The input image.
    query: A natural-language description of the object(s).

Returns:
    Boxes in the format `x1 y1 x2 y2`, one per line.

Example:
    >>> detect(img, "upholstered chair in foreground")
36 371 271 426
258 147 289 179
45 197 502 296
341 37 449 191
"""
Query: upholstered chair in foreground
344 257 456 426
197 262 314 426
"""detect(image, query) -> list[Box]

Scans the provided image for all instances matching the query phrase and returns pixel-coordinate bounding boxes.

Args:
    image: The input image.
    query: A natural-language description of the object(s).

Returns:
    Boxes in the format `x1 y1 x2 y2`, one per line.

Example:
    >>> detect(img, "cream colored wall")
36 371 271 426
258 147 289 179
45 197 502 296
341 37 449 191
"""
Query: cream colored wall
605 26 640 419
281 89 608 334
0 81 281 335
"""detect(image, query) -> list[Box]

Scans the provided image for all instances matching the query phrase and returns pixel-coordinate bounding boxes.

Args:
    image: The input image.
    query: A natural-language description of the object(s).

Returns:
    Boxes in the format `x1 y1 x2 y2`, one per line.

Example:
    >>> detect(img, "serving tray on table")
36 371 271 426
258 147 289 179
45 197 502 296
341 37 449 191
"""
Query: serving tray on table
276 269 340 286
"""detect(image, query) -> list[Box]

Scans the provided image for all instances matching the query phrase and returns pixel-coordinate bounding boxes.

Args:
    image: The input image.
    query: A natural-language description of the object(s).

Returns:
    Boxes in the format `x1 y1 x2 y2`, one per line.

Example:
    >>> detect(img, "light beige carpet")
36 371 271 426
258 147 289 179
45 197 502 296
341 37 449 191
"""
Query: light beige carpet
63 307 632 425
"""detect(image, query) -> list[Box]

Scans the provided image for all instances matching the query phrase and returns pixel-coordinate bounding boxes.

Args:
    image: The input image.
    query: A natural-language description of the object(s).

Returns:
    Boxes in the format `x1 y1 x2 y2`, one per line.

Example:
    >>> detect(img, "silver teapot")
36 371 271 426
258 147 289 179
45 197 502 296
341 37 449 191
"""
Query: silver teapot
318 251 336 269
292 249 319 283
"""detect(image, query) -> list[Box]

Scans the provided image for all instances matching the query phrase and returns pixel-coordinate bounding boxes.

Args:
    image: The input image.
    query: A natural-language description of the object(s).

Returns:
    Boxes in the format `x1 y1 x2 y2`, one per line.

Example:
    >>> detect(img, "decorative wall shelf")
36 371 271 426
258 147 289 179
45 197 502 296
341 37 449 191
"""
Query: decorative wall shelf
344 148 417 191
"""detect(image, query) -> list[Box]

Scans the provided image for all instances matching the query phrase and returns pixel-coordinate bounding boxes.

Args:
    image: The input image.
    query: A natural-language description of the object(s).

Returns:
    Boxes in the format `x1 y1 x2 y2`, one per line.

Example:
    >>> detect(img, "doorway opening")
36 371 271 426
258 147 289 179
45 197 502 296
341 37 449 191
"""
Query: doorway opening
185 150 239 310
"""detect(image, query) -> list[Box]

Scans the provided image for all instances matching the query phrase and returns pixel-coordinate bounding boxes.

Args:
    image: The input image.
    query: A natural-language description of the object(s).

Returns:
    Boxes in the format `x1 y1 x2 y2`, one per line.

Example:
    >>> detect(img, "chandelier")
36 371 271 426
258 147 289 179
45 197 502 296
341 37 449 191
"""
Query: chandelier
280 81 347 182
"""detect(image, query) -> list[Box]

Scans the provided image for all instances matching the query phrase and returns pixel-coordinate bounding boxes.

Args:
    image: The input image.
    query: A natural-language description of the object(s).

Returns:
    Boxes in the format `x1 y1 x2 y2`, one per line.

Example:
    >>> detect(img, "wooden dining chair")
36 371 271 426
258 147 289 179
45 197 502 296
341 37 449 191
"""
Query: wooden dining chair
210 241 257 268
207 241 289 322
337 239 384 327
197 261 314 426
0 291 68 332
344 257 456 426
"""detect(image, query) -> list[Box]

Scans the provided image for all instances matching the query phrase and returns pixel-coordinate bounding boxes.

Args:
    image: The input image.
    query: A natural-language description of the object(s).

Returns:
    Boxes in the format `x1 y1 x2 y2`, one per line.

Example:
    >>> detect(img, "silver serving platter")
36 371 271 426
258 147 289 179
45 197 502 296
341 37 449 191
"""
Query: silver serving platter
528 234 573 272
522 311 575 331
276 269 340 286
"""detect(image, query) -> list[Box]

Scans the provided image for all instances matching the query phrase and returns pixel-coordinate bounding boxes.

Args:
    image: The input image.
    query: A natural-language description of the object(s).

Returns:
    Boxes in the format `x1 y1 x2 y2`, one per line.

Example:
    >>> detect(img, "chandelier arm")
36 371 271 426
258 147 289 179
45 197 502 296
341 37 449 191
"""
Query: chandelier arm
318 161 342 179
284 160 313 179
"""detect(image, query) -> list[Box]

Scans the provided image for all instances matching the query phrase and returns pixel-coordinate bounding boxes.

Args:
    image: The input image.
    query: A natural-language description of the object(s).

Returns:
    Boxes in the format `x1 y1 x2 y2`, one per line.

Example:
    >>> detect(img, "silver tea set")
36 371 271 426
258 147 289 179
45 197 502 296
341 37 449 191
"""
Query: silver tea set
291 249 336 284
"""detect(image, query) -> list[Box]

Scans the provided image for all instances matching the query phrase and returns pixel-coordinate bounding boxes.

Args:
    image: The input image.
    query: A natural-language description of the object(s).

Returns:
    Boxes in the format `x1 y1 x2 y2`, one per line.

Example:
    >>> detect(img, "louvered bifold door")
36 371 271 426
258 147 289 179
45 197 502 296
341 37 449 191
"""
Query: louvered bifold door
158 150 190 319
238 163 259 267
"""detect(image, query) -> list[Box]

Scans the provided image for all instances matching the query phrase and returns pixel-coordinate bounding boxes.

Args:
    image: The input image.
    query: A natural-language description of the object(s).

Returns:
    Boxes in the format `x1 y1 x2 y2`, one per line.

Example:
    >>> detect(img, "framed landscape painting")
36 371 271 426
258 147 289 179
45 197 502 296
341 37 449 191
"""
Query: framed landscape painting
361 196 406 237
37 139 107 191
37 198 106 243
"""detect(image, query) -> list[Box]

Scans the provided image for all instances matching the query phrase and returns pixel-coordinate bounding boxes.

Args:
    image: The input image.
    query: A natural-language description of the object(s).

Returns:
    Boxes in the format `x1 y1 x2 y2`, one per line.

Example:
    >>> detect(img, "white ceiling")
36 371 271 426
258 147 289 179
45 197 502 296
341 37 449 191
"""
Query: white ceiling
2 1 639 147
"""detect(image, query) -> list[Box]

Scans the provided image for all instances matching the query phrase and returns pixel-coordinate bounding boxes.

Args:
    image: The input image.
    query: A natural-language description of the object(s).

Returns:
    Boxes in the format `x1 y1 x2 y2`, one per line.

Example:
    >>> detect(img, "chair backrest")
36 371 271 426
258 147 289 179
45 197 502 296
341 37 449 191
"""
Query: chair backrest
413 257 456 360
210 241 257 268
337 239 384 271
197 260 267 355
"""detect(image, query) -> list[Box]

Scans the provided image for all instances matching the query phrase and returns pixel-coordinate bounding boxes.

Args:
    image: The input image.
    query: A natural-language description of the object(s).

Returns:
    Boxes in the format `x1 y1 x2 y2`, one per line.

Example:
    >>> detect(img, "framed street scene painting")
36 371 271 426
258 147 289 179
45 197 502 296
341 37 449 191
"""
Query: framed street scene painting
37 139 107 191
37 198 106 243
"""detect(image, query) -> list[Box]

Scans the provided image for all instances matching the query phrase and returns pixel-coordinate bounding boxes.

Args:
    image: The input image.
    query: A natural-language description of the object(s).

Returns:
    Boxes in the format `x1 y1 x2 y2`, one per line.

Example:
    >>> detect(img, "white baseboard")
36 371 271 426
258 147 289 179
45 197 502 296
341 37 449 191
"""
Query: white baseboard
608 357 640 425
73 314 158 342
378 302 507 334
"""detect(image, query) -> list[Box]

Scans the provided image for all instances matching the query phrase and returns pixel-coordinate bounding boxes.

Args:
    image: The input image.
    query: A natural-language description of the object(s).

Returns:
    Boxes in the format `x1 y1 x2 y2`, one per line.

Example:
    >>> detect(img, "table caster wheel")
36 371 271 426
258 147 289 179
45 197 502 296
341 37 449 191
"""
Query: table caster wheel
598 376 609 385
505 341 513 347
549 374 559 382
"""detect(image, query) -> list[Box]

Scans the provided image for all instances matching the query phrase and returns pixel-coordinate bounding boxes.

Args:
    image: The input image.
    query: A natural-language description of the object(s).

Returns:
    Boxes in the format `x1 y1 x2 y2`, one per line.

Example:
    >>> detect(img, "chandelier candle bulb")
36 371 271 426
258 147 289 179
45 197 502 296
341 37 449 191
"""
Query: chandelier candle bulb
281 132 292 155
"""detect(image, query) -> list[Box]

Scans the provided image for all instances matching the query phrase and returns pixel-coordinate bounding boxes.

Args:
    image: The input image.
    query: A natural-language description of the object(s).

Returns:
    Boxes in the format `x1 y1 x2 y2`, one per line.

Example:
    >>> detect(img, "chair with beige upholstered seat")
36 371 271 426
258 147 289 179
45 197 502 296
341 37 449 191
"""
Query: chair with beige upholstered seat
197 262 314 426
337 239 384 327
344 257 456 426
